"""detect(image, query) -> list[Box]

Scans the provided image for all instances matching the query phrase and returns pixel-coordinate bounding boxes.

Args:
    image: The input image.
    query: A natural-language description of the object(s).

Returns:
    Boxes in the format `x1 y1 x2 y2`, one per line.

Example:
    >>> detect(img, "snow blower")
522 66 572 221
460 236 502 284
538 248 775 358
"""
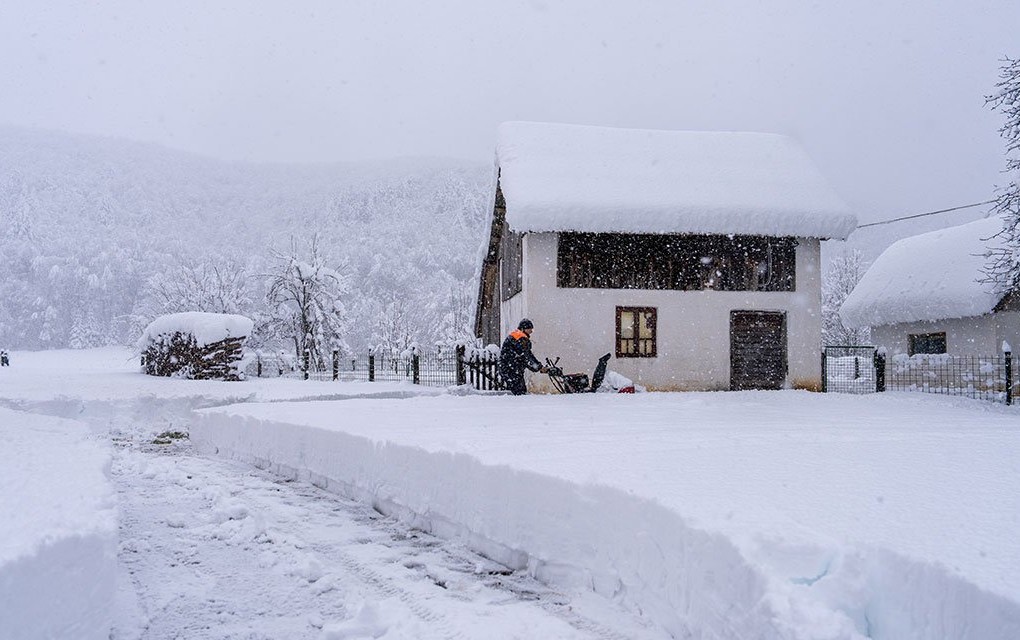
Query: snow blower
544 353 612 393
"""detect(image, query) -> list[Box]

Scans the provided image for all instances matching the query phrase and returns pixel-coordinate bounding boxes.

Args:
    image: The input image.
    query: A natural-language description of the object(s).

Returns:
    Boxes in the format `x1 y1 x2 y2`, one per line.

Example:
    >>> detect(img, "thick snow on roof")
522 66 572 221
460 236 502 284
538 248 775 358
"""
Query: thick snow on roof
138 312 254 348
495 121 856 239
840 217 1005 328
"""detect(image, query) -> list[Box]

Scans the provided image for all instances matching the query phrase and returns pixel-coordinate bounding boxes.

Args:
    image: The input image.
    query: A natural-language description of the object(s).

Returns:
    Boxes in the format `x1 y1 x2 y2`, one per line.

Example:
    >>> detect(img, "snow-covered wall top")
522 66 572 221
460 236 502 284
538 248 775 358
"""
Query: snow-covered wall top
138 312 254 348
495 121 856 239
840 217 1005 328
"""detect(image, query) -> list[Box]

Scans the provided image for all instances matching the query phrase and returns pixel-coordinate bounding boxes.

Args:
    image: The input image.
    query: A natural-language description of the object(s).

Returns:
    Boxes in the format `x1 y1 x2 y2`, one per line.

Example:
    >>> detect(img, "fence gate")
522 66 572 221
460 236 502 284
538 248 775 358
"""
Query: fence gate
822 346 877 394
459 347 504 391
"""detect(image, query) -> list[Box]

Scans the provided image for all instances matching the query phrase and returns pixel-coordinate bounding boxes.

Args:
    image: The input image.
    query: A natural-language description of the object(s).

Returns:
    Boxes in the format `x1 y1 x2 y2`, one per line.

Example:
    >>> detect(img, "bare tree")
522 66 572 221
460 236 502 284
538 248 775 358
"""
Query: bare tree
437 281 476 348
266 235 350 369
370 297 423 356
140 258 253 316
983 56 1020 294
823 248 870 346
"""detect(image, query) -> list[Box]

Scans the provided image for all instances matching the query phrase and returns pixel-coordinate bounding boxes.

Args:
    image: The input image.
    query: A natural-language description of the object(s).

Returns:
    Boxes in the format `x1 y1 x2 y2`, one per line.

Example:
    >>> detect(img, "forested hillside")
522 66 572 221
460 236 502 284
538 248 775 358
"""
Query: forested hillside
0 127 492 352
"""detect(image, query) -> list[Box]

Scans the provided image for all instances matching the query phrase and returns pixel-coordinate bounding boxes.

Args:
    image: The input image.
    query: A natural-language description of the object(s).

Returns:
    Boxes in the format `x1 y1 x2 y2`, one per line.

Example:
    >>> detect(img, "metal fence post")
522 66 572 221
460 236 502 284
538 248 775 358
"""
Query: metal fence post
332 350 339 381
412 353 420 385
303 350 310 380
1006 350 1013 406
368 353 375 382
820 349 827 393
256 354 262 378
455 345 466 386
874 348 886 393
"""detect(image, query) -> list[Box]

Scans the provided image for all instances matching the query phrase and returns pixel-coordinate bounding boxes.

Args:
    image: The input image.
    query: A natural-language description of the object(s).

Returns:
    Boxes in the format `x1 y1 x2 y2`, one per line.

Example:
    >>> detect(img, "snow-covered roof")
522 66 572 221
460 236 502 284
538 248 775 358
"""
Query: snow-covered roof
840 217 1005 328
138 312 254 348
495 121 856 239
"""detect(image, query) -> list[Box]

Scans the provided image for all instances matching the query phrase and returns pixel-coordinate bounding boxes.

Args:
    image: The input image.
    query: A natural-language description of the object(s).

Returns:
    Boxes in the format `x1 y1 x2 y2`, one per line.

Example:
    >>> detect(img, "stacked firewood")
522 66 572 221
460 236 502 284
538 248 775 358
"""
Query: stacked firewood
142 331 247 381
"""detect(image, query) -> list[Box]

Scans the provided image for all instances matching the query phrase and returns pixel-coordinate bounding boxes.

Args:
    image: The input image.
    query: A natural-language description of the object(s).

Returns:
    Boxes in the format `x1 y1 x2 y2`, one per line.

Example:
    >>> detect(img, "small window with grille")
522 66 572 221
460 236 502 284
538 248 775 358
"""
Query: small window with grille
616 307 657 358
908 332 946 355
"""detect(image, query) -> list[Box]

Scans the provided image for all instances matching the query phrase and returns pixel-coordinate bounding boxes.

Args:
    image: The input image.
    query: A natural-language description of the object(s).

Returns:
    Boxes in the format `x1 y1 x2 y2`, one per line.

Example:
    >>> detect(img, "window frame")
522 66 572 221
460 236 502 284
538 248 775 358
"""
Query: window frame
908 332 947 356
616 306 657 358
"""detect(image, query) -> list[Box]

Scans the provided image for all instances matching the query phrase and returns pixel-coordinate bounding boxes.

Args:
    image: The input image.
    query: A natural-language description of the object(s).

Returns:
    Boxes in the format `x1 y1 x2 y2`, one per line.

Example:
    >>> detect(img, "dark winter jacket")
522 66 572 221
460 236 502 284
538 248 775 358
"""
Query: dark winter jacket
498 330 543 385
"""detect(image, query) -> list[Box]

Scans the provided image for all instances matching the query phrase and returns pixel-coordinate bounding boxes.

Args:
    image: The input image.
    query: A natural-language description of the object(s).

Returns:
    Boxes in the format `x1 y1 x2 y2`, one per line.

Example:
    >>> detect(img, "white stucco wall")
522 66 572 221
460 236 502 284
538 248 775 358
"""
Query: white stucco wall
502 292 526 337
871 312 1020 357
499 233 823 392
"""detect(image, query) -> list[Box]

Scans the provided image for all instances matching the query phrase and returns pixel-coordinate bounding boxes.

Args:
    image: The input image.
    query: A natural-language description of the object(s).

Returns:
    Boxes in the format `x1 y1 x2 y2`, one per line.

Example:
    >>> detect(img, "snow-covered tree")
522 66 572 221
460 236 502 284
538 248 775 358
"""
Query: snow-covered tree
370 297 422 356
0 127 489 350
984 56 1020 294
138 257 254 317
265 236 350 369
0 171 37 241
435 280 476 348
822 248 870 346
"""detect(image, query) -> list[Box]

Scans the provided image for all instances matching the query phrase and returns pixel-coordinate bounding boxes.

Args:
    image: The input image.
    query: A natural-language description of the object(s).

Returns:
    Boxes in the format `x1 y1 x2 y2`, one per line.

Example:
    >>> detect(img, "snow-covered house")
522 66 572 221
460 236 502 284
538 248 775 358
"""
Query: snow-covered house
474 122 856 392
840 217 1019 356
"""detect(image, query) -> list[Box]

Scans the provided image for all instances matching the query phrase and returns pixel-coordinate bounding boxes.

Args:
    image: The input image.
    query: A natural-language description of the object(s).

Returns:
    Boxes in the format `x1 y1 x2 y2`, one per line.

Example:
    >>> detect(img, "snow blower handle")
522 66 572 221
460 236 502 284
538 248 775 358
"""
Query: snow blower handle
544 357 563 378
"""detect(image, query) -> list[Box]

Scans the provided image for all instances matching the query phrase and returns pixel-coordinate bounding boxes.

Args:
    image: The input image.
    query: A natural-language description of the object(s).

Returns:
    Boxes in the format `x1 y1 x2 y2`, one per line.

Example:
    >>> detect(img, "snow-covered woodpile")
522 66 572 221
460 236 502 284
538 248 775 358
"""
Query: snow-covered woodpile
138 312 254 380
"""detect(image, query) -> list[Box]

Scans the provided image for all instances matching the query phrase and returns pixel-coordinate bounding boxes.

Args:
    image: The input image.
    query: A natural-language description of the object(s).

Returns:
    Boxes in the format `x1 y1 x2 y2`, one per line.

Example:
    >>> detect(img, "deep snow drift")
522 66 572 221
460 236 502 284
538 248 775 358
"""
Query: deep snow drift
2 347 1019 639
0 407 117 639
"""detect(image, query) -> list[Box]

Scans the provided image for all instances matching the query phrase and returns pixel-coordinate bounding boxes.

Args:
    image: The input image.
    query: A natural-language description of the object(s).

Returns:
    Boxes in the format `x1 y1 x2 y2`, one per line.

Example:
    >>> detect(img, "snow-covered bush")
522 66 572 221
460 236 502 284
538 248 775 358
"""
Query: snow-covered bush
138 312 253 380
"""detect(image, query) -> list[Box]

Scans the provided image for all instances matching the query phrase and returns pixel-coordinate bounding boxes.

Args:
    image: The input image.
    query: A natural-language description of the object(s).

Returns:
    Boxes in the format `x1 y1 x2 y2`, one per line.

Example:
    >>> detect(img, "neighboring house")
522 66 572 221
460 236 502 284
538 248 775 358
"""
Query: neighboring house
840 217 1019 356
474 122 856 392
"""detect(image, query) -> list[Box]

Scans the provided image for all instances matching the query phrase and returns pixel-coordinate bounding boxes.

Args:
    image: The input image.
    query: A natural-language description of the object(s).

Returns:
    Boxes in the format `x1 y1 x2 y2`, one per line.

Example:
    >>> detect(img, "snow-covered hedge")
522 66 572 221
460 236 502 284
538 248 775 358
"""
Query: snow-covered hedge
138 312 253 380
0 408 117 639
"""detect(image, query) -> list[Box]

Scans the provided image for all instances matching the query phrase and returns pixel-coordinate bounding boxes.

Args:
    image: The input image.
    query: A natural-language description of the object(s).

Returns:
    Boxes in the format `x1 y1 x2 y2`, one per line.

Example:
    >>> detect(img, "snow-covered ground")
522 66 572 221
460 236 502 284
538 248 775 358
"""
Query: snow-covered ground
2 347 1019 639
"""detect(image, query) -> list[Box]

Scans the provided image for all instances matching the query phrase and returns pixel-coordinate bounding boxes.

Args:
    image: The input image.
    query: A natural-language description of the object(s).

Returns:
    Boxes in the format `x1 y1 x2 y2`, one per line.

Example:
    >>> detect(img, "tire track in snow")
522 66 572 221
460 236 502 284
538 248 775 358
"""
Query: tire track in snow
315 541 467 640
113 435 657 639
280 474 657 640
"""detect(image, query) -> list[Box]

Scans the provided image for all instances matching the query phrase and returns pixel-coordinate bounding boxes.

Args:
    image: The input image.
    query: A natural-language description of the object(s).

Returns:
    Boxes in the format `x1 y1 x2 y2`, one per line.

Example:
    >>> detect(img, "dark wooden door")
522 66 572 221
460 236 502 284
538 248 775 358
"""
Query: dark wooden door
730 311 787 390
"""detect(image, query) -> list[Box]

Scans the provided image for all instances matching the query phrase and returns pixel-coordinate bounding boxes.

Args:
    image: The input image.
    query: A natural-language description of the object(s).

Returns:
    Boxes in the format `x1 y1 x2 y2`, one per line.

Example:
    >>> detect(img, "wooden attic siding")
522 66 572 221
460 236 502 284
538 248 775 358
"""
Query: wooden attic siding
993 290 1020 313
473 180 506 344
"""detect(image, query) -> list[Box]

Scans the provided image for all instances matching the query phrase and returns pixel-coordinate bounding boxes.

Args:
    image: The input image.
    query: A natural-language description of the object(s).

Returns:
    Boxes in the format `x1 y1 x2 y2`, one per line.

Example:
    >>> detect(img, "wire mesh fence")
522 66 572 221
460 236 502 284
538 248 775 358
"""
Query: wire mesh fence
823 346 1015 405
885 353 1013 403
822 346 877 394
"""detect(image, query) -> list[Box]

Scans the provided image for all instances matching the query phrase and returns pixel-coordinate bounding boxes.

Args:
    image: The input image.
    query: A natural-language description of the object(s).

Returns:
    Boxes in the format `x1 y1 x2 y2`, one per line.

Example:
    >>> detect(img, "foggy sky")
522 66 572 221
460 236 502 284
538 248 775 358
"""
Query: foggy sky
1 1 1017 223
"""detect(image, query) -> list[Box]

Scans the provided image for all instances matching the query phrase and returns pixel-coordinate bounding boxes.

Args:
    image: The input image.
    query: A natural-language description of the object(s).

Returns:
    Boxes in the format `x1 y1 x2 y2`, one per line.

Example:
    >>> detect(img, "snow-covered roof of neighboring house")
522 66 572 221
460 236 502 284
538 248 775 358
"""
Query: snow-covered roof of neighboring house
840 217 1006 329
495 121 856 239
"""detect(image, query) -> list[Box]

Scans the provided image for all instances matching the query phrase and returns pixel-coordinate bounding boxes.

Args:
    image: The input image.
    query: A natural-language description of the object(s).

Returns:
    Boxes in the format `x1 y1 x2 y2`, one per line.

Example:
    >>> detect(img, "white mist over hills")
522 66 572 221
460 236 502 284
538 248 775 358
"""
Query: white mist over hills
0 126 492 351
1 125 998 354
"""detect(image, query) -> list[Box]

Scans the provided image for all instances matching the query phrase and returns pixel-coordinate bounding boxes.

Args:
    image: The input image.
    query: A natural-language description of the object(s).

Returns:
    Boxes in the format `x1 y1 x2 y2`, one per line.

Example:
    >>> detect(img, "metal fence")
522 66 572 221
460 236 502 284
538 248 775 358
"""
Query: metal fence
821 346 877 395
885 353 1013 404
823 346 1015 405
245 345 505 391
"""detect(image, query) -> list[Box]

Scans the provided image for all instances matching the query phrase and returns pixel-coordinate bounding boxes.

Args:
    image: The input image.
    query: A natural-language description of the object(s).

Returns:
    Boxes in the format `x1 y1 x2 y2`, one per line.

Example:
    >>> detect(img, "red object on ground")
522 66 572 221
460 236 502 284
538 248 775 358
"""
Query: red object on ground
618 386 635 394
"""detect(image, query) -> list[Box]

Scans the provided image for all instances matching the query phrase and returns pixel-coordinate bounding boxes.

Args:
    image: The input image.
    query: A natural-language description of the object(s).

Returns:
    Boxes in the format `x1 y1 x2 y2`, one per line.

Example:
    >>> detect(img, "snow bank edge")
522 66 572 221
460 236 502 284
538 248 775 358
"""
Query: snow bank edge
190 411 839 638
